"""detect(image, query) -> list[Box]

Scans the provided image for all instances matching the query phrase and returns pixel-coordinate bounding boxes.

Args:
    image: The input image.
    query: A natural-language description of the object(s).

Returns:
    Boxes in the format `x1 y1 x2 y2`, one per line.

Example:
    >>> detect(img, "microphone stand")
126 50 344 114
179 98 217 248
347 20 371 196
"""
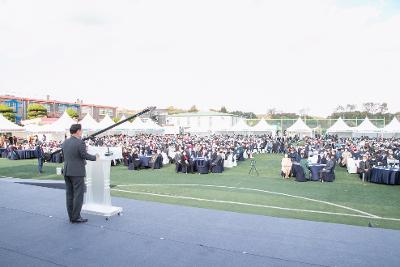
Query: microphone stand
44 106 156 162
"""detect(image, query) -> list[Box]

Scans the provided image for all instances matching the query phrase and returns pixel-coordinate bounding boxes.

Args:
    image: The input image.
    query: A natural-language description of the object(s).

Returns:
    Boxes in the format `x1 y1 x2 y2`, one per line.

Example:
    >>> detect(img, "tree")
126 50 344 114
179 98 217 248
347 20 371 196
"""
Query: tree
27 103 47 119
299 108 310 117
189 105 198 112
345 104 356 112
266 108 276 117
219 106 228 113
230 110 257 119
362 102 376 114
378 103 388 114
0 104 16 122
66 108 79 120
334 105 345 113
167 106 185 115
113 117 120 123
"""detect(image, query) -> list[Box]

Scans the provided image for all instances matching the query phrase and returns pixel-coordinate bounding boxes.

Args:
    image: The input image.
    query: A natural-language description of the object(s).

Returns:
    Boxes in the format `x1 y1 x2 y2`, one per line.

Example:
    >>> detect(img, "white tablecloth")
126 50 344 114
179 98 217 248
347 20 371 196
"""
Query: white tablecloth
347 158 360 174
88 146 123 161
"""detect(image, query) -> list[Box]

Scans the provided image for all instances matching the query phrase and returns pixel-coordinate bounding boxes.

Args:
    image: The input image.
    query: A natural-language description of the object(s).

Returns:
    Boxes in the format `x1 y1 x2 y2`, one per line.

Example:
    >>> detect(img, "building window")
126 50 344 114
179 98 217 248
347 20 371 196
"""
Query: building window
99 108 113 117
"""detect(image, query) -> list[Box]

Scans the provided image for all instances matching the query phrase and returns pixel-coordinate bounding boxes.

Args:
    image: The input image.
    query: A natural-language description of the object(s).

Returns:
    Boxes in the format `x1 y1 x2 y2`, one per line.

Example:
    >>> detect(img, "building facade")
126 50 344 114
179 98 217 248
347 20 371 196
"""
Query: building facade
166 111 239 130
117 108 168 125
0 95 117 122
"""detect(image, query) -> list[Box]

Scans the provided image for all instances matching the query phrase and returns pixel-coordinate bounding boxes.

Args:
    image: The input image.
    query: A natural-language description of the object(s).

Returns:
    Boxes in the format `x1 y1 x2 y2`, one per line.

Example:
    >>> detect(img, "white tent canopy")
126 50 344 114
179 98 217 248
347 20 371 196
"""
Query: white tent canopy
0 114 25 132
115 115 132 131
97 114 114 129
353 117 380 137
286 118 312 137
129 117 147 131
252 119 277 133
163 125 181 135
383 117 400 133
40 111 76 132
229 118 253 132
79 113 100 131
326 118 353 136
187 125 211 134
382 117 400 138
25 124 44 133
143 119 164 131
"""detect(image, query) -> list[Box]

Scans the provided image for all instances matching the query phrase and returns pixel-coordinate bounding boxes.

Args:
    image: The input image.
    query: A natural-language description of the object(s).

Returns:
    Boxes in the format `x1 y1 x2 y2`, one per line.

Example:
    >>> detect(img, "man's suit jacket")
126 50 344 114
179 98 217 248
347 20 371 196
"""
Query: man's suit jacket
35 145 44 159
359 160 371 172
324 159 335 172
62 136 96 177
378 155 387 166
211 155 223 166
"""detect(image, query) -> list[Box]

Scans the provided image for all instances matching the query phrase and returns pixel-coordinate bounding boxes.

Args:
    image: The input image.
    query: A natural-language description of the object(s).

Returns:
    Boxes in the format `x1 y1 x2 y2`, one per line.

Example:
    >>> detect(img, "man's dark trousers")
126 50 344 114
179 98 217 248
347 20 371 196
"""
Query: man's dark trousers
64 176 86 221
38 158 44 173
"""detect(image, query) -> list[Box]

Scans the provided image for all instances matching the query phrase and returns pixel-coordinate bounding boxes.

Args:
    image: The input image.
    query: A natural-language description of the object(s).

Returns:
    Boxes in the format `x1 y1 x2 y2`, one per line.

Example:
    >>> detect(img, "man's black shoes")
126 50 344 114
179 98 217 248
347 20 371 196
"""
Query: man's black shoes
71 218 88 223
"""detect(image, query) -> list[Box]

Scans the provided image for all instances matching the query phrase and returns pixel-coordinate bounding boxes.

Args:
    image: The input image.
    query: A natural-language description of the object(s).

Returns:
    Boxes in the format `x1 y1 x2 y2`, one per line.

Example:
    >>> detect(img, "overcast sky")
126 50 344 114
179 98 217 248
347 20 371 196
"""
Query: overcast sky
0 0 399 116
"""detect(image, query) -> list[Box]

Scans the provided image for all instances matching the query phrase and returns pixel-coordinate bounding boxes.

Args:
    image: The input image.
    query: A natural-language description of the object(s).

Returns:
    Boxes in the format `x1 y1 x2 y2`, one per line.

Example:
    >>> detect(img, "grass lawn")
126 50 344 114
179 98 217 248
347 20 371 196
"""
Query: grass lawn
1 154 400 230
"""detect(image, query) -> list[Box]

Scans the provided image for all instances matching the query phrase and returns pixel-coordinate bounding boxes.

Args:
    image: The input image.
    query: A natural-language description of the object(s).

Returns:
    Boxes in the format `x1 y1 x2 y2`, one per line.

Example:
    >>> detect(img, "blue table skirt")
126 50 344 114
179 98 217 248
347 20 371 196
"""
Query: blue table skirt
0 148 7 158
8 149 37 160
370 167 400 185
193 158 210 173
50 153 63 163
309 164 326 181
139 156 152 167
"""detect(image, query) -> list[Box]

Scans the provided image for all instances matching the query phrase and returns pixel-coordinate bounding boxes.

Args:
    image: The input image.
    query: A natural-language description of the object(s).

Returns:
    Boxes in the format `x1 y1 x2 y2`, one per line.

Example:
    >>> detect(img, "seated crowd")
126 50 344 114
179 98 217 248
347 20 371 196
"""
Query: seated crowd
86 134 265 173
280 135 400 182
0 134 62 160
2 133 400 179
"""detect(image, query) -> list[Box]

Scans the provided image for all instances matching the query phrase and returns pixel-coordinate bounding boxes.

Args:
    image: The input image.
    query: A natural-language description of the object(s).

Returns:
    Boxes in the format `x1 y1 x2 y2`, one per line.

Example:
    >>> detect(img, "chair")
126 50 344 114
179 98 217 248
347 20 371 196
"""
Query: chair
128 163 135 170
321 163 336 182
211 159 224 173
322 171 335 182
175 162 182 173
161 152 170 165
224 155 233 168
293 164 307 182
181 163 189 173
196 160 209 174
347 158 358 174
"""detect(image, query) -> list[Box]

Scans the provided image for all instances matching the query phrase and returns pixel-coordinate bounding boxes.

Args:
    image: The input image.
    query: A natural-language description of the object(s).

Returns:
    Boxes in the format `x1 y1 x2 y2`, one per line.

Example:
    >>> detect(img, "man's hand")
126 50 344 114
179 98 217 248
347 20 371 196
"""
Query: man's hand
96 154 100 160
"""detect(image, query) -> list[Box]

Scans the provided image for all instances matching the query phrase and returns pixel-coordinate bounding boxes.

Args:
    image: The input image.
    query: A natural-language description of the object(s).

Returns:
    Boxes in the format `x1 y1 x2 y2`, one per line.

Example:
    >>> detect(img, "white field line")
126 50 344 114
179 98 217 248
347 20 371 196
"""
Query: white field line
115 183 380 218
112 188 400 222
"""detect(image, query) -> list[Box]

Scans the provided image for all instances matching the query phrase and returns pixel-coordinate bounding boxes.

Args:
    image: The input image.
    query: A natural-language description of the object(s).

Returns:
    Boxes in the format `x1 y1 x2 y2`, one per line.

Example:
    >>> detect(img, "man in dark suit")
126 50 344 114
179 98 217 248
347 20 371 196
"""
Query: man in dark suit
62 124 98 224
359 155 371 181
35 141 44 173
378 152 387 166
320 155 335 182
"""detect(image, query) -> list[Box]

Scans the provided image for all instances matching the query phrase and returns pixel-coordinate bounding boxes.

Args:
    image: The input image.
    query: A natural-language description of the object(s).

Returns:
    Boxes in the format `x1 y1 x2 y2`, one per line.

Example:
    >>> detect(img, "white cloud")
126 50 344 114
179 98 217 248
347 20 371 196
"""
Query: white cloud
0 0 399 116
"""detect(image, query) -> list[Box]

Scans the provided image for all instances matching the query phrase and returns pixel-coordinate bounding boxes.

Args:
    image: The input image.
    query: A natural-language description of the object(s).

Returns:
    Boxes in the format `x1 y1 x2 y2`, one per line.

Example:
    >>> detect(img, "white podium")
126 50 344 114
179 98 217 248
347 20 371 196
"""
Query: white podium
82 157 122 219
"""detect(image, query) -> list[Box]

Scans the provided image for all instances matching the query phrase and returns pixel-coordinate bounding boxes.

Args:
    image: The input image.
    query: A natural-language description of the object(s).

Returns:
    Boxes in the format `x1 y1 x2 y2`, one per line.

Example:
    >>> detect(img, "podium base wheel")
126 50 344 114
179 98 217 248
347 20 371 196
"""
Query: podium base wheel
105 217 109 221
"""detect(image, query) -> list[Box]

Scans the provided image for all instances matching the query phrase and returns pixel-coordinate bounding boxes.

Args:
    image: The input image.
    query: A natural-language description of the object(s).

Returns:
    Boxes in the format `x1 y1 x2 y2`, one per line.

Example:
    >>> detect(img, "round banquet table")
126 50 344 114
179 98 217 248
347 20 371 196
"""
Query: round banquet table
370 167 400 185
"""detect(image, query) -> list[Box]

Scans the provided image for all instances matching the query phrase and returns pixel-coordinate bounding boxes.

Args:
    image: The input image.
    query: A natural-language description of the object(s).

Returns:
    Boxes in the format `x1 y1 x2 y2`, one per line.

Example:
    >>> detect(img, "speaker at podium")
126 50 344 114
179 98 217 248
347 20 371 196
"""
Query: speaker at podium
82 148 122 220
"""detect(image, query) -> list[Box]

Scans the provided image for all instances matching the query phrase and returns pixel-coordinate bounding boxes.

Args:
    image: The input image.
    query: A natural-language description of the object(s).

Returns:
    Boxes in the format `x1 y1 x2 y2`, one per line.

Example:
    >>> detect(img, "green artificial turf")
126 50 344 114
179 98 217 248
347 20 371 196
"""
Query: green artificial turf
1 154 399 229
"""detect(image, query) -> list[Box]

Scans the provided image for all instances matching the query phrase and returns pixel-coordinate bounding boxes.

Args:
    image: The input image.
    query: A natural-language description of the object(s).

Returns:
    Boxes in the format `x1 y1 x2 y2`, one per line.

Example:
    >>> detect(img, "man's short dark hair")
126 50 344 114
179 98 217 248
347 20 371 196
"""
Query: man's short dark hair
70 124 82 134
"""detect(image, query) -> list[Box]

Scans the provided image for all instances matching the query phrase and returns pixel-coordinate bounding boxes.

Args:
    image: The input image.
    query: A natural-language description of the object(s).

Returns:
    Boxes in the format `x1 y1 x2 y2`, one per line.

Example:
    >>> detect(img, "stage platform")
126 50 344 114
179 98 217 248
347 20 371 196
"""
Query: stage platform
1 178 400 267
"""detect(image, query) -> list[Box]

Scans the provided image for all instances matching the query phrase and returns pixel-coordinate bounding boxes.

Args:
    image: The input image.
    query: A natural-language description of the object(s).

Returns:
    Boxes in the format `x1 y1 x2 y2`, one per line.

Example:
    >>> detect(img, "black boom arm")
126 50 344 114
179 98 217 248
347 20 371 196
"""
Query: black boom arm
44 106 156 161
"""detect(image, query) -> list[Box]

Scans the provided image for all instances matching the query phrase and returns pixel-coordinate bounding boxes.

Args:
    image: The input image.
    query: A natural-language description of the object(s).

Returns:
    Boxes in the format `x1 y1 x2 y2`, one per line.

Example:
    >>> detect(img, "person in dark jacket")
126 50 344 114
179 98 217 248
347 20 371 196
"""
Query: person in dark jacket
320 155 335 182
62 124 98 224
359 155 371 181
35 141 44 173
